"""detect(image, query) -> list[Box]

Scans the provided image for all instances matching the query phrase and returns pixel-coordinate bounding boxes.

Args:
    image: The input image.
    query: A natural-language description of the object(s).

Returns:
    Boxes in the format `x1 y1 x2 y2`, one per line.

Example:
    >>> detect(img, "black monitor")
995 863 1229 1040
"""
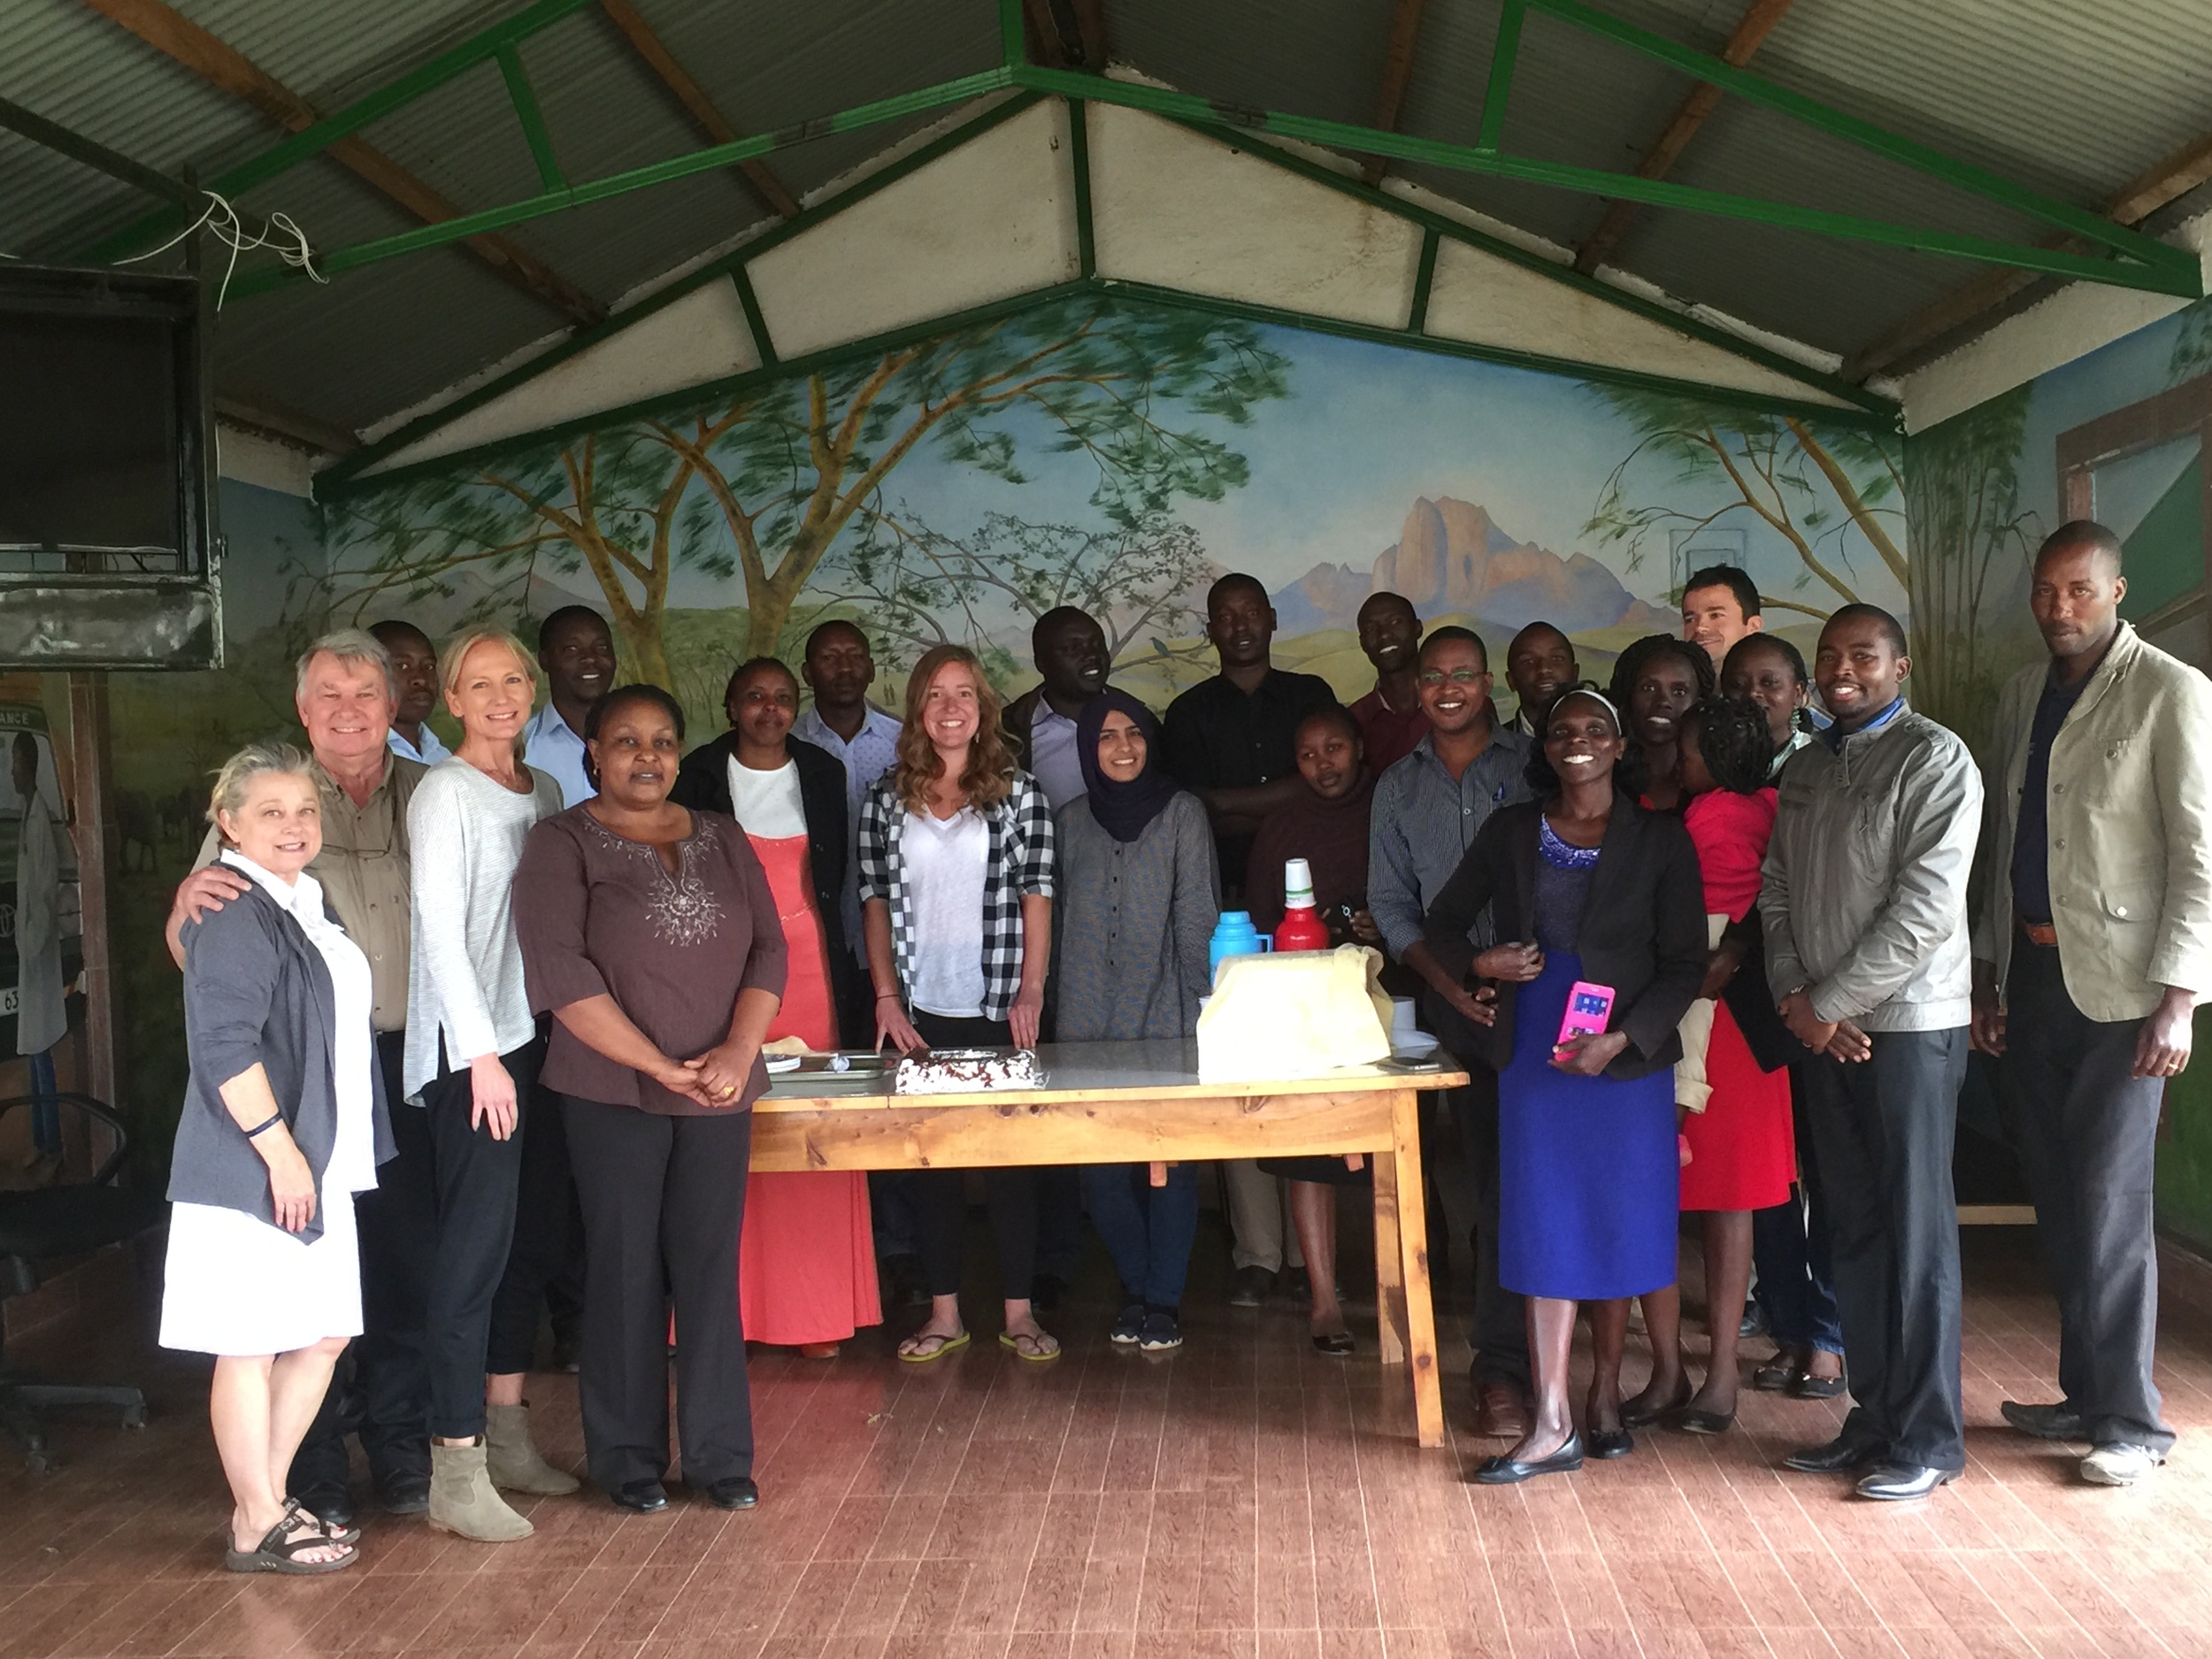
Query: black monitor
0 264 219 669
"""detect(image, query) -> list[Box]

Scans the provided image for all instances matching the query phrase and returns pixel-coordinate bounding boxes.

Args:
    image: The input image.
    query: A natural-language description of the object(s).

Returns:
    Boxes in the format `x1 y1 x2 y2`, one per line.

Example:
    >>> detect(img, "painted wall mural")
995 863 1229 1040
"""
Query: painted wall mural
319 295 1909 736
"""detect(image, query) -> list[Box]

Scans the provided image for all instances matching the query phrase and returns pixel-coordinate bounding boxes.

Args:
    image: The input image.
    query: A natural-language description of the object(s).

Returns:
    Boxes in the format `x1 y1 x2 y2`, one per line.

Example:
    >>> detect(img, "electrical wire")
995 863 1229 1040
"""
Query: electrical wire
111 188 322 307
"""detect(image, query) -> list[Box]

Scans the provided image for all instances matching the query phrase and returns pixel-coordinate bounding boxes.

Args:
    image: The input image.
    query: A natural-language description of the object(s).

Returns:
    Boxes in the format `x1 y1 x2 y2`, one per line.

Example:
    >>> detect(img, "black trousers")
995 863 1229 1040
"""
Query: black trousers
1998 940 2175 1453
563 1094 754 1491
910 1011 1040 1301
484 1075 585 1376
288 1031 437 1496
1801 1027 1968 1471
1426 993 1529 1390
420 1038 540 1440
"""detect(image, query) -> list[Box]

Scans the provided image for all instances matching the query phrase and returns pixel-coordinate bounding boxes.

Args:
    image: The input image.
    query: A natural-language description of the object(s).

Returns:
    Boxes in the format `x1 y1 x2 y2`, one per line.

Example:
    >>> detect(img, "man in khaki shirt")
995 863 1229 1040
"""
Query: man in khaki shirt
168 630 430 1523
1970 522 2212 1487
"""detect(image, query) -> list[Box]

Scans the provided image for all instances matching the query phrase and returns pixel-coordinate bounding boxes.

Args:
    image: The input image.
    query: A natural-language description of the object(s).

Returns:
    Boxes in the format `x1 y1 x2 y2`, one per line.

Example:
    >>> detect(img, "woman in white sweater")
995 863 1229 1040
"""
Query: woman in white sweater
404 628 565 1542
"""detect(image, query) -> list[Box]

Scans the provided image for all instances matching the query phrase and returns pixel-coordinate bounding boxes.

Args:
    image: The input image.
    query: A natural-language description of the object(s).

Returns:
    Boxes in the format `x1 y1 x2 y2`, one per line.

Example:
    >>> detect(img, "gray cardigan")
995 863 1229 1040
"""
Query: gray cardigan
169 880 393 1240
1050 791 1220 1041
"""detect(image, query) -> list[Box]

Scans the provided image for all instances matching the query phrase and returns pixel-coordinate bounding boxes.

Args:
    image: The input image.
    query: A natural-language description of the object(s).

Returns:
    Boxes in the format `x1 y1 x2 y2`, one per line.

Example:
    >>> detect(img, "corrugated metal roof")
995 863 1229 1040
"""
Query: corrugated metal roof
6 0 2207 440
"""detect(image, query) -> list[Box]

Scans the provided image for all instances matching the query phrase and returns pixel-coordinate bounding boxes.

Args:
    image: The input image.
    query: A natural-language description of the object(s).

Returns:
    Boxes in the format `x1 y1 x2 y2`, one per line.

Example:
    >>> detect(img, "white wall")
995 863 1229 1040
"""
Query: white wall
349 97 1865 481
1900 206 2212 434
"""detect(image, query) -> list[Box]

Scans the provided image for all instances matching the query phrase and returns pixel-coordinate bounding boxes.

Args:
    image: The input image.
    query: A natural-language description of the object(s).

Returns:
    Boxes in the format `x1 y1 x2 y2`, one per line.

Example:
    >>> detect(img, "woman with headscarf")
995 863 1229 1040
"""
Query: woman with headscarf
1407 687 1706 1482
1051 687 1218 1352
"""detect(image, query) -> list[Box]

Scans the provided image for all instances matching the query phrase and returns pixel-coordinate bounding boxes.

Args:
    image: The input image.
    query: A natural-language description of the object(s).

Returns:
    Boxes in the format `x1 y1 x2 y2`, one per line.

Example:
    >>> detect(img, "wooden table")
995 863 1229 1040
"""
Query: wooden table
750 1040 1467 1448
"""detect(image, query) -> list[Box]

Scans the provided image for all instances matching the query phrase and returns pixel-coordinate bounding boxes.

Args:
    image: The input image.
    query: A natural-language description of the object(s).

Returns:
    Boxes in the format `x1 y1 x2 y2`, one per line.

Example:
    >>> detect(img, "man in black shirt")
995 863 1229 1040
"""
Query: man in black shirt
1163 572 1340 1304
1164 572 1340 903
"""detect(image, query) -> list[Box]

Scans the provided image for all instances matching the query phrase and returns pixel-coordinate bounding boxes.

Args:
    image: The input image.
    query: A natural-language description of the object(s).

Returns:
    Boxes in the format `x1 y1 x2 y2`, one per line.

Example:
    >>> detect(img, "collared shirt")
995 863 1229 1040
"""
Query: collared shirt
1768 726 1815 782
2011 664 2093 926
1819 695 1908 752
1349 687 1430 774
856 773 1055 1023
1162 666 1340 891
1027 703 1087 811
794 703 904 955
388 725 450 764
523 703 594 806
1368 726 1533 958
193 752 426 1032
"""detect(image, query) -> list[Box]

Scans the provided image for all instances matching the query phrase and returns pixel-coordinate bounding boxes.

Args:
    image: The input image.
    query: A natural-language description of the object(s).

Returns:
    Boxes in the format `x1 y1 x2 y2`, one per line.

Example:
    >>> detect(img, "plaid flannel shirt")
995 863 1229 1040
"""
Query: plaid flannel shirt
856 770 1056 1021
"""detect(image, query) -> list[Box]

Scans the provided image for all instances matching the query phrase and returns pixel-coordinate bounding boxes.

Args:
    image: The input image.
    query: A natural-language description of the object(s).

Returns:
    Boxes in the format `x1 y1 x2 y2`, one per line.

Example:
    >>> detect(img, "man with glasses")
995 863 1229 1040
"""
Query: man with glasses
1368 626 1534 1437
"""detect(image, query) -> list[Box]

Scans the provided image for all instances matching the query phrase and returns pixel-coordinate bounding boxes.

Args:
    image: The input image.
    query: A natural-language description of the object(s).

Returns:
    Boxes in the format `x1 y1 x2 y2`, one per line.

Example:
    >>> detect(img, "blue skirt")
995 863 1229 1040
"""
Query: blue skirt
1497 951 1679 1301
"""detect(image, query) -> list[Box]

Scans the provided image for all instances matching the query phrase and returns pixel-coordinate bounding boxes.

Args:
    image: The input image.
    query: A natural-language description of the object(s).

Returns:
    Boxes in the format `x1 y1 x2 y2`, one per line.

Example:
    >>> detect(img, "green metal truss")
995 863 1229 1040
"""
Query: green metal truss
319 268 1896 510
92 0 2196 300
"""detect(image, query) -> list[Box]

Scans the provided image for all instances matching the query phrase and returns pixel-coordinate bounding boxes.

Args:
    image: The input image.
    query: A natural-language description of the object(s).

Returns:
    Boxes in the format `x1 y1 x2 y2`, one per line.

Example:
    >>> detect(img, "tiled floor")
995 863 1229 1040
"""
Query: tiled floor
5 1221 2212 1659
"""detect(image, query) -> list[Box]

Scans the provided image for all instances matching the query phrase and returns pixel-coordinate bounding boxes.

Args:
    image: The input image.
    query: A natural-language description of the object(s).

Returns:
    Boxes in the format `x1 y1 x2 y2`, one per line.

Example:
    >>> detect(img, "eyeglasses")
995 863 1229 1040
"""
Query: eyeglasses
1416 667 1489 687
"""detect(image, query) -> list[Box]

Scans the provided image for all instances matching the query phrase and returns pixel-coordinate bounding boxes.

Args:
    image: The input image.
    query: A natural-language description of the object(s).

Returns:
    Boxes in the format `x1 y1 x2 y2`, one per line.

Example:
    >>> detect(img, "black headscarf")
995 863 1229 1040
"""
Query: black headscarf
1076 687 1180 843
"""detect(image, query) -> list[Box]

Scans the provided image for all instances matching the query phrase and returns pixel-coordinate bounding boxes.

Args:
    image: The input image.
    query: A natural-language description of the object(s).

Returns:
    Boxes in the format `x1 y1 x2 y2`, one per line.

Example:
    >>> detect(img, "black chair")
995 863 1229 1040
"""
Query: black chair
0 1091 168 1469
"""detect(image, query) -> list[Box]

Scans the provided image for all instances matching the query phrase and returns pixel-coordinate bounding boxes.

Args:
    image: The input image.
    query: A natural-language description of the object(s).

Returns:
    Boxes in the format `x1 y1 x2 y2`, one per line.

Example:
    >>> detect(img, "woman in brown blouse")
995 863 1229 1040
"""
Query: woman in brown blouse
513 684 786 1516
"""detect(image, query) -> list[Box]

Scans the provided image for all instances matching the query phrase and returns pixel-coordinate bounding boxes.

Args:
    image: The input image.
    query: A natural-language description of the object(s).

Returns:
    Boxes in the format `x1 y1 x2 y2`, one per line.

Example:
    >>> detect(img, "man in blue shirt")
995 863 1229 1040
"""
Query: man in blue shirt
1369 626 1532 1436
522 605 616 806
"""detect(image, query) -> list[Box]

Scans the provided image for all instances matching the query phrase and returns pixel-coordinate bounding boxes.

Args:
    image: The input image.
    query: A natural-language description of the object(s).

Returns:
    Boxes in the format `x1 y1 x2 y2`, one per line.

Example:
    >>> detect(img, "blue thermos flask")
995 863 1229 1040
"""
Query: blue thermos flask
1208 911 1268 986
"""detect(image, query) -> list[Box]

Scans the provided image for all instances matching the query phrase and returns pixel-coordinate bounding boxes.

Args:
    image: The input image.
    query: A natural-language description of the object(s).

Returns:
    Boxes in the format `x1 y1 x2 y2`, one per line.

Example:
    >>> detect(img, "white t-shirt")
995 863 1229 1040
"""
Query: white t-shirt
726 756 808 839
902 806 988 1018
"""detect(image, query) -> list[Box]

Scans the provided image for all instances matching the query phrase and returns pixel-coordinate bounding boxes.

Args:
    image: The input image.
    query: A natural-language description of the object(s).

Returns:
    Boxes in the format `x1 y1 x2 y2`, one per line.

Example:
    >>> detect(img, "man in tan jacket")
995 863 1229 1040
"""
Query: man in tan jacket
1971 520 2212 1487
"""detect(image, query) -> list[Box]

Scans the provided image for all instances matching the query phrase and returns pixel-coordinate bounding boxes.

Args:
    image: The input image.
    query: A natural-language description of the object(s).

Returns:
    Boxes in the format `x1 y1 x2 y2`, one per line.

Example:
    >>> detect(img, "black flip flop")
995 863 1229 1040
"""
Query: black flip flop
224 1500 358 1575
1312 1330 1356 1356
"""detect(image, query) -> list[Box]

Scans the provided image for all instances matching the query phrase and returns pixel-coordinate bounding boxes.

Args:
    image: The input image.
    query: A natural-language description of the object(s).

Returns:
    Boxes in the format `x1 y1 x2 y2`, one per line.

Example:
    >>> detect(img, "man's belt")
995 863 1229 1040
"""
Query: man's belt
2020 920 2058 948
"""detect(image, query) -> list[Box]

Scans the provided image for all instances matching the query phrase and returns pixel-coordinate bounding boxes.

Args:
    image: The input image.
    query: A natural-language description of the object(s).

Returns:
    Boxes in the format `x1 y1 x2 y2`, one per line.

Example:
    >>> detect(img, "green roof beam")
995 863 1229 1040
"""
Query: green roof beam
1013 66 2200 297
1475 0 1525 153
84 0 599 262
496 43 565 193
1528 0 2180 270
1070 96 1096 279
999 0 1026 70
222 67 1018 299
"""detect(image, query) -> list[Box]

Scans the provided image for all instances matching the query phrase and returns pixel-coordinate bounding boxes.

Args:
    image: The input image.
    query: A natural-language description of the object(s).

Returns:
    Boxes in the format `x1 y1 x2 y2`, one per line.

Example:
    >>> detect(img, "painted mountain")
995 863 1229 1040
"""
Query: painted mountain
1271 495 1675 636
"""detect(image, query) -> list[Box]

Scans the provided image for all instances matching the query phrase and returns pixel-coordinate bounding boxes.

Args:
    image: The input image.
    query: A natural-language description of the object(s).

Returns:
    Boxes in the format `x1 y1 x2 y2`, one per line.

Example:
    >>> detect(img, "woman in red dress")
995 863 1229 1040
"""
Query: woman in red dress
672 658 879 1358
1622 696 1794 1434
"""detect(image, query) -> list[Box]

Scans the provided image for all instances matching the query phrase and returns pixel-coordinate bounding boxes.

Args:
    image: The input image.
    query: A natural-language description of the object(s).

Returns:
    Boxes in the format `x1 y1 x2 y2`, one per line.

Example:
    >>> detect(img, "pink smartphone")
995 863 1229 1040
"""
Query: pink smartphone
1555 980 1616 1048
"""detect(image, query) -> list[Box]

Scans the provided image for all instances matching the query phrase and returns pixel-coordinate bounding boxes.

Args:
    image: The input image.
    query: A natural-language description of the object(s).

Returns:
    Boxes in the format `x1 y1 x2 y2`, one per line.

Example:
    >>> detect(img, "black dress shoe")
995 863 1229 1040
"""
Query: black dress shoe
1586 1429 1635 1460
2001 1400 2086 1441
704 1476 760 1510
376 1470 431 1516
1472 1435 1586 1485
294 1483 355 1531
1782 1435 1886 1474
1664 1406 1737 1436
1620 1385 1690 1429
612 1479 669 1513
1855 1463 1955 1502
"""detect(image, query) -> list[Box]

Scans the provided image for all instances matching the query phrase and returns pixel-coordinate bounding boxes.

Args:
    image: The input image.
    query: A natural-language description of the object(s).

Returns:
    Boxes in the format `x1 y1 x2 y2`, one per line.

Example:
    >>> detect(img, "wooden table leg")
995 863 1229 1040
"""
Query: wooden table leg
1371 1141 1407 1368
1391 1089 1444 1448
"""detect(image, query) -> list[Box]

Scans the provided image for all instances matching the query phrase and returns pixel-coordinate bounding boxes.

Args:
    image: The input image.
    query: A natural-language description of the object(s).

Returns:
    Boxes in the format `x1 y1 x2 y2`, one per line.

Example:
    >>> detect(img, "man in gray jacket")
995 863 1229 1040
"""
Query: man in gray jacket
1760 604 1983 1502
1971 522 2212 1487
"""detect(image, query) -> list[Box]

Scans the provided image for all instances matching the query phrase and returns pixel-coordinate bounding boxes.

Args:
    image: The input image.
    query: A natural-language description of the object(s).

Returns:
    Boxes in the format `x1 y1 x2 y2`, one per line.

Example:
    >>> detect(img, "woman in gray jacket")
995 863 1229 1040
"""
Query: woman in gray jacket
165 743 391 1575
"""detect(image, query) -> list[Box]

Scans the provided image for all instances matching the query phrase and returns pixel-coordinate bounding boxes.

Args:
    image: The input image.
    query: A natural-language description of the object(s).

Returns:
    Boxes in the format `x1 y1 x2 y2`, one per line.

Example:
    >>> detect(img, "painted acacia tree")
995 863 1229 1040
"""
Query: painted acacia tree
1582 388 1908 622
1903 384 2042 752
328 296 1290 687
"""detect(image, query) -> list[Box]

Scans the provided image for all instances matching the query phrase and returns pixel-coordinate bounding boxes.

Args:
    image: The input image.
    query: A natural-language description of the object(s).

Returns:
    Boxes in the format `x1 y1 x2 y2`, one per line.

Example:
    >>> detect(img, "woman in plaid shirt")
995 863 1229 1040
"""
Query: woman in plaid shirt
858 645 1058 1362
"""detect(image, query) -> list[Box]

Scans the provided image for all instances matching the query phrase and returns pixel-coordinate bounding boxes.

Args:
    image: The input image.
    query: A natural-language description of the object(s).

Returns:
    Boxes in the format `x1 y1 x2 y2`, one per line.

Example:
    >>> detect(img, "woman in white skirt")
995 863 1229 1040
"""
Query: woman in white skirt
164 743 390 1574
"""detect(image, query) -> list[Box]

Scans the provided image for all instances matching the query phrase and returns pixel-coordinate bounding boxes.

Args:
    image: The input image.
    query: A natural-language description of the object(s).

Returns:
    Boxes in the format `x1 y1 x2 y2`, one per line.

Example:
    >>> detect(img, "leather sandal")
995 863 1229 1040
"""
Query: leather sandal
224 1500 357 1576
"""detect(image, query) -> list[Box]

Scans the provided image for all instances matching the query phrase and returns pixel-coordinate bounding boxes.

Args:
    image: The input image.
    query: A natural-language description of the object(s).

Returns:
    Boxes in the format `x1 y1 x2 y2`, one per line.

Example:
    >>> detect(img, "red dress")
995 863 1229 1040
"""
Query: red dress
1678 788 1794 1213
737 832 880 1345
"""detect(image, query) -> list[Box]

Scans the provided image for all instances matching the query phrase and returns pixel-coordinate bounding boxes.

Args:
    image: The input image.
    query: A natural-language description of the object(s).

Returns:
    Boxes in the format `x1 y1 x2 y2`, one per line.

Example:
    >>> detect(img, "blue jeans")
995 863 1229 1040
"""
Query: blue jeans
1082 1162 1199 1310
1751 1067 1843 1356
27 1047 61 1154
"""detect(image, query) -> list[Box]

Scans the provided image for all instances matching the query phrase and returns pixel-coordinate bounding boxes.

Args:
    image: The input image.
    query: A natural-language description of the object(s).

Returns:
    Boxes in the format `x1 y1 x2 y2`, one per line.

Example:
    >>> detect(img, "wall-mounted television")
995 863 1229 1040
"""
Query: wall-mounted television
0 264 220 670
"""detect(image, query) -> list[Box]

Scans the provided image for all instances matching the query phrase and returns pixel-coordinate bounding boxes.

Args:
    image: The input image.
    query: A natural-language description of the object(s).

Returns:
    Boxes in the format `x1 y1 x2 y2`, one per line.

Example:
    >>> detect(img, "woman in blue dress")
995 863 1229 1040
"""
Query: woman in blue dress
1408 687 1707 1483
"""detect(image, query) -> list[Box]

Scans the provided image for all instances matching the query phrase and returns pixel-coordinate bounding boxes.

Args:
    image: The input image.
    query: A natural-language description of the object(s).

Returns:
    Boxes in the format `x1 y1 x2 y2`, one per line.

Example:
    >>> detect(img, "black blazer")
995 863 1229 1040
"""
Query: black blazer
671 733 858 1046
172 879 394 1239
1421 795 1708 1081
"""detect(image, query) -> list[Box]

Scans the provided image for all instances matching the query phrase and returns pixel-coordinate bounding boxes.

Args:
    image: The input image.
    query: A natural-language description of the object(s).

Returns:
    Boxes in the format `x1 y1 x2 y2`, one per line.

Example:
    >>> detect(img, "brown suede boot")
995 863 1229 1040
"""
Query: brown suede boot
427 1440 534 1541
485 1402 580 1494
